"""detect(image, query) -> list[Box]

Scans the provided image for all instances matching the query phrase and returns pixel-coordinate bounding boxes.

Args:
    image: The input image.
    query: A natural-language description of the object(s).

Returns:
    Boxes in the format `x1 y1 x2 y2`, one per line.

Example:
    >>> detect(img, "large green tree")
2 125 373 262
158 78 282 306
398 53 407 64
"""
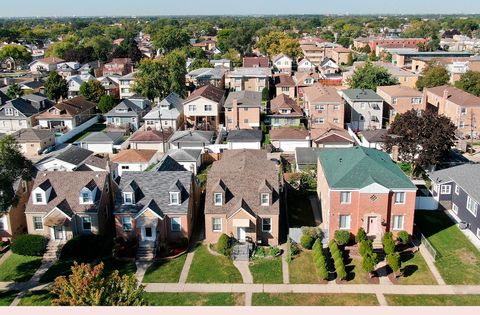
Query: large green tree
44 71 68 102
416 63 450 91
6 83 23 99
98 95 116 114
189 58 213 71
85 36 113 62
80 80 105 103
0 44 32 67
347 61 398 90
455 71 480 96
152 26 190 53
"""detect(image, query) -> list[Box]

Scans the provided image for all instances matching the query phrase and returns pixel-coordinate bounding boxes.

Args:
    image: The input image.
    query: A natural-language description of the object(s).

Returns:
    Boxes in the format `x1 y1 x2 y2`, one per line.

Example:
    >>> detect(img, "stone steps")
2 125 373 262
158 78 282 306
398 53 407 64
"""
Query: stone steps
136 246 155 261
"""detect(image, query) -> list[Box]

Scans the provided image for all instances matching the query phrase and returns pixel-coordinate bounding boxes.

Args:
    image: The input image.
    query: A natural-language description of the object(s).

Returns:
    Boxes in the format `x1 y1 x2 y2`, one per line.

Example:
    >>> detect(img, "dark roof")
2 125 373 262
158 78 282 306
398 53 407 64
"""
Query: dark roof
361 129 388 143
0 98 40 118
0 91 9 105
275 75 296 87
104 99 144 117
227 129 263 142
184 84 225 103
12 128 55 142
429 164 480 202
55 96 97 116
56 145 94 165
80 132 124 144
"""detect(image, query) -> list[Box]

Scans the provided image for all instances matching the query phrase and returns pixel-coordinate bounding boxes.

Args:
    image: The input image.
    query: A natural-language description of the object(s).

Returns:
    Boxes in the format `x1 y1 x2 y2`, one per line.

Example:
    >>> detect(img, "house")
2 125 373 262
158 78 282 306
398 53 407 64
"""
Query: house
11 128 56 157
169 130 214 150
96 76 120 98
297 58 315 72
24 171 111 241
186 67 226 89
129 129 173 152
424 85 480 138
272 54 293 73
353 37 428 53
328 47 351 65
18 80 46 94
144 93 184 131
0 97 53 133
342 89 384 131
114 170 197 249
270 128 310 152
35 145 94 171
119 72 136 99
111 149 159 176
103 58 133 76
343 62 420 89
294 147 322 172
243 56 269 68
183 84 225 131
268 94 303 127
303 84 344 129
156 149 202 174
226 68 271 92
429 164 480 240
204 149 281 245
317 147 417 240
224 91 262 130
104 97 151 131
66 75 95 98
319 58 340 76
376 85 425 125
36 96 97 131
56 62 80 79
226 129 262 150
0 179 30 241
210 59 232 70
79 61 103 77
274 75 296 99
358 129 388 150
77 132 125 154
310 125 354 149
294 72 320 99
29 56 64 74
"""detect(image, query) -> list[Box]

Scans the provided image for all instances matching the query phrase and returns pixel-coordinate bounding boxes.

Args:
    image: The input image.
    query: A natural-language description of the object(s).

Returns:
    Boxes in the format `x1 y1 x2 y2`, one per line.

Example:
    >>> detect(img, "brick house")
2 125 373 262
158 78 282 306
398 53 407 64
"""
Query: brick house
224 91 262 130
376 85 425 125
303 83 345 129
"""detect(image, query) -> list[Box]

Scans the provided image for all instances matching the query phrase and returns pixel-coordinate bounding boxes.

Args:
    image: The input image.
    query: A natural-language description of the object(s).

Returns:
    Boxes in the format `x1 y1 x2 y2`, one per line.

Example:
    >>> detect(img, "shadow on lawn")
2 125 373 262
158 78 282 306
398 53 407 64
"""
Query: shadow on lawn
15 259 43 282
414 210 455 239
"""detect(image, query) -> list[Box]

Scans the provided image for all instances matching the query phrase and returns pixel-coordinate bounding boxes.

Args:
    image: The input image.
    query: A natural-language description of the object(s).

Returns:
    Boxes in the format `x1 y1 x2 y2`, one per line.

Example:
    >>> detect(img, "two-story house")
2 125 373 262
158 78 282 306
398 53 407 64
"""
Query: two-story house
303 83 344 129
376 85 425 125
29 56 64 74
0 96 54 133
272 54 293 74
342 89 384 131
268 94 303 127
274 75 296 99
119 72 136 99
226 68 271 92
224 91 262 130
183 84 225 131
143 92 184 131
12 128 56 157
103 58 133 77
186 67 226 89
104 96 151 131
297 58 316 72
66 75 96 98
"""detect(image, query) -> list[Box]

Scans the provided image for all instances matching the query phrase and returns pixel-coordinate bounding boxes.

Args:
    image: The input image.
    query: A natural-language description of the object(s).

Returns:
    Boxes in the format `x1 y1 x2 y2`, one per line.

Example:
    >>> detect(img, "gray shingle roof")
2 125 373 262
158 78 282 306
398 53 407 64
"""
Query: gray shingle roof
80 132 124 144
168 130 214 145
165 149 202 162
227 129 263 142
104 100 143 117
342 89 383 102
0 98 39 118
12 128 55 142
56 145 94 165
295 147 324 166
429 164 480 202
224 91 262 109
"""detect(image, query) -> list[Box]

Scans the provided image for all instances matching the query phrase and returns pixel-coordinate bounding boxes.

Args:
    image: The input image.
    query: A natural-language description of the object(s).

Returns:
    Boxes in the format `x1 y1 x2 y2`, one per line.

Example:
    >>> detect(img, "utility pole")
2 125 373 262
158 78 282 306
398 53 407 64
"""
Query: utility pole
470 111 476 155
158 105 166 153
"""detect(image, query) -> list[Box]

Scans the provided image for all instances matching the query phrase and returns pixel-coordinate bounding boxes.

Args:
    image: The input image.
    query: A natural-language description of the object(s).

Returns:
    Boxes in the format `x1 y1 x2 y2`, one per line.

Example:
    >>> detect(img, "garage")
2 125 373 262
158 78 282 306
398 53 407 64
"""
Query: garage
270 128 311 153
278 140 310 152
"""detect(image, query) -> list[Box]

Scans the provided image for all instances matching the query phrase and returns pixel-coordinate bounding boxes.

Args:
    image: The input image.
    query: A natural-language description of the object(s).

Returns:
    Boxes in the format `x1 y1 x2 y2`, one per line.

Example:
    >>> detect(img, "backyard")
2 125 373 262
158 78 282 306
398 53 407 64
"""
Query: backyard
249 257 283 284
252 293 379 306
65 123 106 143
143 293 244 306
143 254 187 283
0 253 43 282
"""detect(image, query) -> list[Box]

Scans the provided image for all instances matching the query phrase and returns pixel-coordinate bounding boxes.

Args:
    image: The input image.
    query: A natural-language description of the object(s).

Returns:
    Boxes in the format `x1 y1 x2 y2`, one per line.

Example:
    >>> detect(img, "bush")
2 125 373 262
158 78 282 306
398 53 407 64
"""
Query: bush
269 246 281 257
60 235 111 261
336 265 347 280
387 252 401 275
397 231 410 245
334 230 351 245
290 240 300 256
359 240 373 257
216 233 231 256
300 234 315 249
355 227 367 243
255 246 265 257
382 232 395 255
362 252 378 275
286 237 294 263
11 234 47 256
331 250 342 261
301 226 323 240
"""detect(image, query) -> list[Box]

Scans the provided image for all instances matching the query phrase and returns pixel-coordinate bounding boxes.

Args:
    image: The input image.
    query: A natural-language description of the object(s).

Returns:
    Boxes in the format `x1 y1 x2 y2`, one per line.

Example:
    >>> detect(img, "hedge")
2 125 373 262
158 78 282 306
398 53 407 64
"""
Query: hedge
382 232 395 255
329 239 346 280
60 235 111 261
216 233 231 256
334 230 351 245
397 231 410 245
300 234 315 249
311 239 328 280
355 227 367 243
11 235 47 256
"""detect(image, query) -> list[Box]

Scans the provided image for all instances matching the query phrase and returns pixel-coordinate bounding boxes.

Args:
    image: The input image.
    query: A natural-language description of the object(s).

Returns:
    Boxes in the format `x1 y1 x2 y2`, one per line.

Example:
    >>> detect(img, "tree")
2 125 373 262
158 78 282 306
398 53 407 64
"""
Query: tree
0 136 33 212
384 109 456 173
85 36 114 62
387 252 401 278
222 48 241 66
153 26 190 53
278 38 302 59
44 71 68 102
80 80 105 103
347 61 398 90
98 95 116 114
164 50 187 97
189 58 213 71
133 59 168 101
416 63 450 91
6 83 23 99
455 71 480 96
50 262 145 306
382 232 395 255
362 252 377 278
0 44 32 68
256 31 286 56
63 47 95 64
110 38 143 64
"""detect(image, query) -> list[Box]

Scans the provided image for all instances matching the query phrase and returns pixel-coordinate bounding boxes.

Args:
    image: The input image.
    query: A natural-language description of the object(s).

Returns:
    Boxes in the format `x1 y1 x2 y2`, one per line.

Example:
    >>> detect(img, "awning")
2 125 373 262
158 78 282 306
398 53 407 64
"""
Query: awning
43 213 70 227
233 219 250 228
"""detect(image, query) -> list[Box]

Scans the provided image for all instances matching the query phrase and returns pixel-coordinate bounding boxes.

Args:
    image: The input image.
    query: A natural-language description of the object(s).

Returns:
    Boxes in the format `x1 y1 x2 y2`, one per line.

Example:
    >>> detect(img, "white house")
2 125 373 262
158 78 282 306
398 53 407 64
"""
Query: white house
270 128 311 152
29 56 64 74
297 58 315 72
35 145 94 172
272 54 293 73
144 92 184 131
77 132 125 154
226 129 262 150
66 74 95 98
119 72 136 99
111 149 159 176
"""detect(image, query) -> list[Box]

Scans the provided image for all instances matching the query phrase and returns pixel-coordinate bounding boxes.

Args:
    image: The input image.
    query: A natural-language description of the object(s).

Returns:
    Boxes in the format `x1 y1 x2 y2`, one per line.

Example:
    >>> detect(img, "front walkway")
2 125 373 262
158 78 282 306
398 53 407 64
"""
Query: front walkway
280 244 289 284
178 252 195 284
232 260 253 306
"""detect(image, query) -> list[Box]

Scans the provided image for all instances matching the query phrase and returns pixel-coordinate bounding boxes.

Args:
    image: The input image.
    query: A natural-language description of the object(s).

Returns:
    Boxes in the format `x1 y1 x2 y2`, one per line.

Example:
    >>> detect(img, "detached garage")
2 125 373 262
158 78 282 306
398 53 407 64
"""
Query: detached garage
227 129 262 150
270 128 310 153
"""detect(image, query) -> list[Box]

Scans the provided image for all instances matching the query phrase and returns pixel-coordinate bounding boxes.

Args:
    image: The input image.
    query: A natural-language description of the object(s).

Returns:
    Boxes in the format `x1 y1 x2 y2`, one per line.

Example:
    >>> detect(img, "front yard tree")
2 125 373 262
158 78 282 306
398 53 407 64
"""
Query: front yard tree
0 44 32 68
98 95 116 114
0 135 33 212
133 58 168 101
80 80 105 103
415 62 450 91
6 83 23 99
362 252 377 278
455 70 480 96
384 109 456 174
347 61 397 90
44 71 68 102
387 252 402 278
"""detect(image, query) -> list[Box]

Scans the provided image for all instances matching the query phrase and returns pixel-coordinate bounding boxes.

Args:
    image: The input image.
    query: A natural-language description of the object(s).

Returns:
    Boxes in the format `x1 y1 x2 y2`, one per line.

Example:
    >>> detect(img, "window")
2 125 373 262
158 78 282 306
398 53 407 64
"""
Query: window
81 192 91 204
188 105 196 112
261 193 269 206
281 87 289 92
214 193 223 206
280 109 290 114
244 119 249 123
315 105 325 111
204 104 212 111
452 203 459 214
392 215 404 230
460 107 467 115
440 185 451 195
5 108 13 116
121 165 130 170
123 192 133 205
340 192 351 204
392 98 398 105
212 218 222 232
455 185 460 195
467 196 478 216
262 218 272 232
170 192 180 205
339 215 351 229
394 192 405 204
333 118 339 124
33 216 43 230
244 108 249 111
35 193 43 203
171 217 181 231
412 98 422 104
359 115 364 121
122 216 132 231
459 121 465 128
82 216 92 231
334 105 340 110
314 117 324 124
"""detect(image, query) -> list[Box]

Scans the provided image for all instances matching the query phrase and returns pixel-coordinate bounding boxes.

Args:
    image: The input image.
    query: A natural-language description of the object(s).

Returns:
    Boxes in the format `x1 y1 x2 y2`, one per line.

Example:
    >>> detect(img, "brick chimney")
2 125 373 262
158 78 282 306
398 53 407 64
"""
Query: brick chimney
443 89 449 100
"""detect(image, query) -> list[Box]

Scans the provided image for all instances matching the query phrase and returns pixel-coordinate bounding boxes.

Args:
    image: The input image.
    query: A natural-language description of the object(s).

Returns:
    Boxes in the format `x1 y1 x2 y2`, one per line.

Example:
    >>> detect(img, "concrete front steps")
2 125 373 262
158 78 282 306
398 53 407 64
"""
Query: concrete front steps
44 240 66 261
136 243 156 261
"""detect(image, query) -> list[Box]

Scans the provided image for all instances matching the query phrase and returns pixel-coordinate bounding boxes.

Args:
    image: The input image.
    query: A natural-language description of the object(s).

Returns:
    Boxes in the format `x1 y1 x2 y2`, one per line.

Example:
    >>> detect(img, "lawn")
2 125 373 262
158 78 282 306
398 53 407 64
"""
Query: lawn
65 123 106 143
101 257 137 276
289 250 321 284
39 259 75 283
17 291 54 306
385 294 480 306
143 254 187 283
187 245 242 283
252 293 379 306
249 257 283 284
398 251 436 285
415 210 480 284
345 256 369 284
143 293 244 306
287 188 316 228
0 291 18 306
0 253 42 282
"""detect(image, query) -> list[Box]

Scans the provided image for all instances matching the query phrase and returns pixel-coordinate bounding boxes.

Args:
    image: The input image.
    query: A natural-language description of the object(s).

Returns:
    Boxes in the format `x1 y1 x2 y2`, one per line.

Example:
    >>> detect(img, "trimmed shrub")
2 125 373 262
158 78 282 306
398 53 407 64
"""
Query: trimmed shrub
362 252 378 276
334 230 351 245
216 233 231 256
359 240 373 257
255 246 265 257
302 226 323 240
300 234 315 249
387 252 401 276
60 235 111 261
355 227 367 243
336 264 347 280
331 249 342 261
383 232 395 255
328 240 339 252
269 246 281 257
11 234 47 256
312 239 322 251
397 231 410 245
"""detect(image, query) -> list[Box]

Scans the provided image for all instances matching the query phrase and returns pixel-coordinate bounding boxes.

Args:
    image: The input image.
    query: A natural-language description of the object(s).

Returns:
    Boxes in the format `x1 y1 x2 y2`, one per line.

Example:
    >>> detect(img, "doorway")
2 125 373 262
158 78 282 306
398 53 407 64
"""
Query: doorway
143 226 156 241
237 227 246 242
53 226 65 240
366 216 378 236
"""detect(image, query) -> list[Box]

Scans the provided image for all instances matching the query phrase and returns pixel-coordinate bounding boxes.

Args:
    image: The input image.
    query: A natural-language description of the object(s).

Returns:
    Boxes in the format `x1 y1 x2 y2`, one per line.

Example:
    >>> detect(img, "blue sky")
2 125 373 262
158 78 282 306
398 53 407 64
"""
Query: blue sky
1 0 479 17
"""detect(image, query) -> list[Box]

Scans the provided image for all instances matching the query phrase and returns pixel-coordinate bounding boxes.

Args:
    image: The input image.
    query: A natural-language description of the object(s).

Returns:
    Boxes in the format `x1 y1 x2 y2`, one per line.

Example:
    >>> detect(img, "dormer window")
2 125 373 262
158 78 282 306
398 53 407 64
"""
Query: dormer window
261 193 270 206
214 193 223 206
169 192 180 205
35 193 43 204
123 192 134 205
81 192 91 204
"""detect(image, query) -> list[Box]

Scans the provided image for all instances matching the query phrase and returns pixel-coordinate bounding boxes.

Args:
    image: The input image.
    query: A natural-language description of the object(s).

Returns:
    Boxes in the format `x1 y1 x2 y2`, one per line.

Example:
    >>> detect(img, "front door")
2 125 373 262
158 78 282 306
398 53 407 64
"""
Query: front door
143 226 156 241
366 216 378 236
53 226 64 240
237 227 246 242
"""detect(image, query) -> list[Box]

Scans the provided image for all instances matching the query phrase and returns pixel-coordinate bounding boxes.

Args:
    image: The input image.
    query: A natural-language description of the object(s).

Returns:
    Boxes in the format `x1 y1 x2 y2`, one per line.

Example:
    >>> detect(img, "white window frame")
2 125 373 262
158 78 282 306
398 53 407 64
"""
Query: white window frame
214 193 223 206
122 216 132 232
204 104 212 111
314 117 324 124
455 185 460 195
440 185 451 195
466 196 478 217
33 216 43 230
260 193 270 206
452 203 459 214
339 215 351 230
394 192 405 204
262 218 272 232
123 192 134 205
169 192 180 205
340 192 351 204
392 215 404 230
212 217 222 232
0 215 6 231
188 105 196 112
171 217 181 232
81 216 92 231
35 193 43 204
81 191 92 204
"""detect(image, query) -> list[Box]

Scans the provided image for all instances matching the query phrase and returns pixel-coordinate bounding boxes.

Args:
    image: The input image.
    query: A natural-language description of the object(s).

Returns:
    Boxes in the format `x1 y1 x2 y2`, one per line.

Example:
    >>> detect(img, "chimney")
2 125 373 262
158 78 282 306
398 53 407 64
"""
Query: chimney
443 89 449 100
232 98 239 129
391 145 399 162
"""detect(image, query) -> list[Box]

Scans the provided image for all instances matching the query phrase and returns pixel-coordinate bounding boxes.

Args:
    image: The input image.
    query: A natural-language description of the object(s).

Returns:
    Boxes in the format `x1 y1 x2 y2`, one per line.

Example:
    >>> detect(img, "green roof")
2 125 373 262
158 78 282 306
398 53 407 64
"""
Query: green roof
318 147 415 190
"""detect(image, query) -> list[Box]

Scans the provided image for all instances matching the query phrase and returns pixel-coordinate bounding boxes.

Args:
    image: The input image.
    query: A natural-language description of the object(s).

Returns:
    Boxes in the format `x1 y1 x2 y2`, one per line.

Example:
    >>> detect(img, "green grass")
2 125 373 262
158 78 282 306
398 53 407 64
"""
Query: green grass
0 291 18 306
143 293 244 306
187 245 242 283
18 291 54 306
415 210 480 284
65 123 106 143
101 257 137 276
398 251 436 285
0 253 42 282
39 259 75 283
253 293 379 306
385 294 480 306
289 250 321 284
249 257 283 284
345 256 369 284
143 254 187 283
287 189 316 227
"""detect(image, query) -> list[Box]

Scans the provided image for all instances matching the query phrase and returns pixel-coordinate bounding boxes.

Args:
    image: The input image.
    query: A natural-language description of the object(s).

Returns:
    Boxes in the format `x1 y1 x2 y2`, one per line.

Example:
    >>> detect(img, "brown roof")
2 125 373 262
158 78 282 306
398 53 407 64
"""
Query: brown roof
426 85 480 107
303 83 342 103
37 56 64 65
275 75 296 87
310 125 353 144
12 128 54 142
270 128 309 140
332 47 351 53
130 130 173 142
243 56 269 68
111 149 157 163
185 84 225 103
377 85 422 98
205 150 280 216
25 171 108 215
269 94 303 117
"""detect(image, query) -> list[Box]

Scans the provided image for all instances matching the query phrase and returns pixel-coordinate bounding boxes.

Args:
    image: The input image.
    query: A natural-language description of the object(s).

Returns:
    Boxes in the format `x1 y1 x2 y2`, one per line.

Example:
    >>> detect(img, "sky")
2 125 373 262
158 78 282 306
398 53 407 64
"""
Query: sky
1 0 480 17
